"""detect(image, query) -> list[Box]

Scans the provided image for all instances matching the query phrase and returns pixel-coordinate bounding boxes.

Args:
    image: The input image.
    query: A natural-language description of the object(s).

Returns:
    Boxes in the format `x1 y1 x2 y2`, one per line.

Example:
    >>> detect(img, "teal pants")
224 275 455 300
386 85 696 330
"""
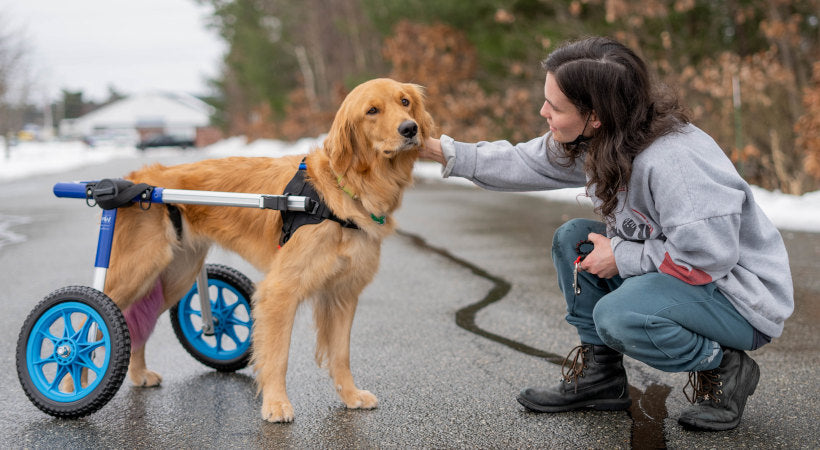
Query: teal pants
553 219 759 372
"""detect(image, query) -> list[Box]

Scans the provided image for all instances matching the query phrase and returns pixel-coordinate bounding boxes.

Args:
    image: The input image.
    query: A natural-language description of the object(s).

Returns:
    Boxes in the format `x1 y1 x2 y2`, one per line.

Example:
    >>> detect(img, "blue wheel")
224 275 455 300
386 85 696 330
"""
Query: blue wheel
16 286 130 418
170 264 253 371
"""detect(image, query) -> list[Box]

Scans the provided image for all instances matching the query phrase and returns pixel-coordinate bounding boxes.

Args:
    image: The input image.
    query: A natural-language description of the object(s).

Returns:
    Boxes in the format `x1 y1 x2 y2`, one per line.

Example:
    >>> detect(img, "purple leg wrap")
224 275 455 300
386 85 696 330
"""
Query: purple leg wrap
123 278 164 350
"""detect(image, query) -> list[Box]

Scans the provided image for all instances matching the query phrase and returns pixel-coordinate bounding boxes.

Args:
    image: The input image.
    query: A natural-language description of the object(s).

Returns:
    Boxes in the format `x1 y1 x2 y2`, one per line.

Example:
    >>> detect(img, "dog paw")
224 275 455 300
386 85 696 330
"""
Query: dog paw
261 399 295 423
341 389 379 410
129 369 163 387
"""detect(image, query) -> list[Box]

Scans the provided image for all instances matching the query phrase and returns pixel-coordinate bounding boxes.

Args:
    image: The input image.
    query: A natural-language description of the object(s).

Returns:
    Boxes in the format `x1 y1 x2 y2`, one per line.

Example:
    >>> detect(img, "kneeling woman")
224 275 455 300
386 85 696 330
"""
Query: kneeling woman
419 37 793 431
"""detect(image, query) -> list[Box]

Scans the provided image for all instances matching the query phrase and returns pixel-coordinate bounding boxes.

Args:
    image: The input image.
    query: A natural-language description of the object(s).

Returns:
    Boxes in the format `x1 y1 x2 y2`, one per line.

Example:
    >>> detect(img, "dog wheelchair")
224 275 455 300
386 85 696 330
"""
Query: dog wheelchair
15 179 314 418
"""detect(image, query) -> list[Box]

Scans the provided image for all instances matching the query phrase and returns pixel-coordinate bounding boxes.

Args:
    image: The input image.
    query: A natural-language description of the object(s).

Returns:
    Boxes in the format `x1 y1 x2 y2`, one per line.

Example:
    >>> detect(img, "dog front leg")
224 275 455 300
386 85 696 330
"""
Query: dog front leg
315 292 378 410
252 280 300 423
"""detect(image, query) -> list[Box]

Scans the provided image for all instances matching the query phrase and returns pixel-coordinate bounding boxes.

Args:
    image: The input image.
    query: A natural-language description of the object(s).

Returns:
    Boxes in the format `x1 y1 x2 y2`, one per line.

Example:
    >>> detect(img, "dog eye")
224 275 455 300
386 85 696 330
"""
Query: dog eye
367 107 379 115
401 98 410 106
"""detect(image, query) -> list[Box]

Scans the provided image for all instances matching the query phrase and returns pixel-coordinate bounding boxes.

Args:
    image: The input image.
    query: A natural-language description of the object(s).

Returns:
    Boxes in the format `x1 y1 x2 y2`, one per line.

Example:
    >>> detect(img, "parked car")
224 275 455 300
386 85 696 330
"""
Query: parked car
137 134 196 151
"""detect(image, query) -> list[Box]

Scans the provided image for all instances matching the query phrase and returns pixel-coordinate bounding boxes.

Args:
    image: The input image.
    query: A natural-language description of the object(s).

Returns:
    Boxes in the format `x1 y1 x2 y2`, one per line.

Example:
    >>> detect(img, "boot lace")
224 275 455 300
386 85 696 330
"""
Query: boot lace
683 368 723 404
560 345 589 393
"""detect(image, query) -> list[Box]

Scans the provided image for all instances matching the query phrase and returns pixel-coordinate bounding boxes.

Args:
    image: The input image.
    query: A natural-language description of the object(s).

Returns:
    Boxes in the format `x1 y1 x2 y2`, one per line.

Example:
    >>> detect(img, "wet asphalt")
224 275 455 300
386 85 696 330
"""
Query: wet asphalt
0 151 817 449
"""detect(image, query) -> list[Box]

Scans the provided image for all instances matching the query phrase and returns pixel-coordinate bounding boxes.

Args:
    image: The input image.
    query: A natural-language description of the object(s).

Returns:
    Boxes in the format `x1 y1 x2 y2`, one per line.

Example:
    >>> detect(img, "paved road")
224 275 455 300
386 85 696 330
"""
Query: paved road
0 151 817 448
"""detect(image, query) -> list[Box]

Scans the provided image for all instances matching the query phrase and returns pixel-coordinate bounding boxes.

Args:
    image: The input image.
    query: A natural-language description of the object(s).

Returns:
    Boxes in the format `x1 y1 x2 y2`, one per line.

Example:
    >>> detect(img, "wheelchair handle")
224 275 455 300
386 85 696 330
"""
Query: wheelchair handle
53 182 91 199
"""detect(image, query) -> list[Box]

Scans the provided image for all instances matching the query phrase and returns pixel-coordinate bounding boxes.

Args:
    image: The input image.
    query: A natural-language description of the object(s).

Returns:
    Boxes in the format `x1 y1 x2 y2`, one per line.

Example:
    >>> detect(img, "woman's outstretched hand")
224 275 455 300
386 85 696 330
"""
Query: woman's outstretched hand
420 137 445 164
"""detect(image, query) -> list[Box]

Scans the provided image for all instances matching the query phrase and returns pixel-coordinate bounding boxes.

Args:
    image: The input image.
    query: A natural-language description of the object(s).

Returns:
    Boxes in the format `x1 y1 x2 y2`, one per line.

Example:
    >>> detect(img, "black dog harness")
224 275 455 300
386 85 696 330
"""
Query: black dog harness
279 159 359 246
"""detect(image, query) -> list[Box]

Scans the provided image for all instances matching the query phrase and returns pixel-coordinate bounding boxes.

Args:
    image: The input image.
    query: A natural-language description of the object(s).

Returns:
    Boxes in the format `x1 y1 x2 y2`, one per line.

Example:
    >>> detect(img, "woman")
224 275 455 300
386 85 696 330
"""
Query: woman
419 37 793 431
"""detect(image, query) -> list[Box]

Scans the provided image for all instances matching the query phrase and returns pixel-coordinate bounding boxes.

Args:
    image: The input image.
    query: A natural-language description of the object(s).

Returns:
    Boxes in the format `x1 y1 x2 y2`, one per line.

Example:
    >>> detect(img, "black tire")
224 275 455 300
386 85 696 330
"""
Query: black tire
16 286 130 418
169 264 254 372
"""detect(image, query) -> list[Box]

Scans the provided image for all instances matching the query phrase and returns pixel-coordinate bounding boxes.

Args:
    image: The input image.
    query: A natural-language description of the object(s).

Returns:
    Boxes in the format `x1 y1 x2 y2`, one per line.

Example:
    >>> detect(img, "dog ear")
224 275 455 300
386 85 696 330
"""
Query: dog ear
327 108 356 176
328 109 375 175
408 83 436 138
351 121 376 173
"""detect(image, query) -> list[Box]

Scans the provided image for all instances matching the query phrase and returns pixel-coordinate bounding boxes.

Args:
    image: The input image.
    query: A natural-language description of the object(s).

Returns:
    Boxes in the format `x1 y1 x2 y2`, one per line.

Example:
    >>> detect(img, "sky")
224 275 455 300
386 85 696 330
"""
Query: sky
1 0 224 103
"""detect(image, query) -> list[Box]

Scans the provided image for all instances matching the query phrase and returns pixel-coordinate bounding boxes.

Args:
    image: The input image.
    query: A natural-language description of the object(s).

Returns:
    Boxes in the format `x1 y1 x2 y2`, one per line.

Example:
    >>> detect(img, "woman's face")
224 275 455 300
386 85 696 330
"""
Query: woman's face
540 72 594 143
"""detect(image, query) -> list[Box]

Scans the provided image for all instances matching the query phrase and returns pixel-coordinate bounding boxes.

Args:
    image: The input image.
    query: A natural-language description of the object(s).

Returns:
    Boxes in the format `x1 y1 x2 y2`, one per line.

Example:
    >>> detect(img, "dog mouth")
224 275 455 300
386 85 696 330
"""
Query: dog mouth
381 136 420 156
399 137 421 151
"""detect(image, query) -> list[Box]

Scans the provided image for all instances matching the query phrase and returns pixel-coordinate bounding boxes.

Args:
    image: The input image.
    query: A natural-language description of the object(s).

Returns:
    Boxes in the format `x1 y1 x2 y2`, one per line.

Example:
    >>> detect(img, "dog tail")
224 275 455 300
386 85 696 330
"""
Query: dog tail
122 278 164 350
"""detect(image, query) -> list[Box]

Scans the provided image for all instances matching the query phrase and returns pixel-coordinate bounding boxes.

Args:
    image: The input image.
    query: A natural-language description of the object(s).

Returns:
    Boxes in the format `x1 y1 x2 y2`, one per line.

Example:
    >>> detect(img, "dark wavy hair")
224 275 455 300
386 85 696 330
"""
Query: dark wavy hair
542 37 689 220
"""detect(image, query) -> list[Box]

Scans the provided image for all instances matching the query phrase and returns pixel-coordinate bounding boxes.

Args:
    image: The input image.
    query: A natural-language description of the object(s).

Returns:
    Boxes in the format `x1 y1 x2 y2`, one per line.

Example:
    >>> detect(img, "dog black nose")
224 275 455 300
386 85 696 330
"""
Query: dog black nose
398 120 418 138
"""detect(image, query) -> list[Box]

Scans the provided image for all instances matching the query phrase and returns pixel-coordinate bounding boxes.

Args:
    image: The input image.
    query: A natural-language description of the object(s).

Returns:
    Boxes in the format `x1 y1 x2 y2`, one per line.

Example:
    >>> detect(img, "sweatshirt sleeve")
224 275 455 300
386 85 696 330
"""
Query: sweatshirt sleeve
440 133 586 191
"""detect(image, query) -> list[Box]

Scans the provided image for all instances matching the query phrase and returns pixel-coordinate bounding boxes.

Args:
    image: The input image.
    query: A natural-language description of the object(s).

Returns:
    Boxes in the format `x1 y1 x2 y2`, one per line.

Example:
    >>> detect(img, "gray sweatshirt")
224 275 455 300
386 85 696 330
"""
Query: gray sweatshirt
439 123 793 339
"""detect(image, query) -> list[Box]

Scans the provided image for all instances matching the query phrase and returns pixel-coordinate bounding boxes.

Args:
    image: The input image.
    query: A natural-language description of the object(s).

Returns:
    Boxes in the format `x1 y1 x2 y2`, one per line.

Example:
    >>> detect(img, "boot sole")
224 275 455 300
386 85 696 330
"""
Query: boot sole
517 394 632 413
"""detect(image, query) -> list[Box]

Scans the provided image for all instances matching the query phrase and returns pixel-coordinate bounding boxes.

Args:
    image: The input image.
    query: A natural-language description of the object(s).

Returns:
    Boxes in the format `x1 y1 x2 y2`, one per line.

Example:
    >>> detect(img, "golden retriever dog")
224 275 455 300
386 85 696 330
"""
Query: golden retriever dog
102 78 432 422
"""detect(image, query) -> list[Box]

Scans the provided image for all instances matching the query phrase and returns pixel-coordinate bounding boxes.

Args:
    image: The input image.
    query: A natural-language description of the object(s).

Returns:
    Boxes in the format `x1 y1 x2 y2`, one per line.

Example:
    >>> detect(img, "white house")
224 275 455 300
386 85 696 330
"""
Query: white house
60 91 215 145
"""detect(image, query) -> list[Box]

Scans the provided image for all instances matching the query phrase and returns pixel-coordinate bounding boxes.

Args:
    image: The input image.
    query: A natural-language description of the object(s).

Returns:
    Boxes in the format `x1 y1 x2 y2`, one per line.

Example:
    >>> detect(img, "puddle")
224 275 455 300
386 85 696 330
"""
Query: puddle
399 230 671 449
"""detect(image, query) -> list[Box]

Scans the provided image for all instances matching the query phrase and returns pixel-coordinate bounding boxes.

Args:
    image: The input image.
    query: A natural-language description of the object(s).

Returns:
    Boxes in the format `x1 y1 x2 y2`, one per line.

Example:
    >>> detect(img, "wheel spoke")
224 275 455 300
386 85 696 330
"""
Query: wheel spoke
223 327 243 347
61 311 76 338
225 315 251 330
78 339 106 357
77 353 104 376
36 327 60 345
213 288 227 314
47 365 70 392
33 354 59 367
70 364 84 393
214 331 224 351
74 314 97 342
181 296 201 316
225 301 244 316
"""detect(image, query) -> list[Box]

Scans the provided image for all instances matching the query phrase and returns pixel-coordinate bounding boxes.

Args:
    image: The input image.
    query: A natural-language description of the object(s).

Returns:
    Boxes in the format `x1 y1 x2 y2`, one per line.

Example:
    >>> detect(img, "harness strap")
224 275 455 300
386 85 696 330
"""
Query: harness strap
279 158 358 246
166 204 184 240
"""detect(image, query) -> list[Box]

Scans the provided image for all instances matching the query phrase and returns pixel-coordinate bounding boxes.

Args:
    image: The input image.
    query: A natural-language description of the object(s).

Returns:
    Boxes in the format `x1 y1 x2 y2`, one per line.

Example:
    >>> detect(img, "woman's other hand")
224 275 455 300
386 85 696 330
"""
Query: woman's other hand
580 232 619 279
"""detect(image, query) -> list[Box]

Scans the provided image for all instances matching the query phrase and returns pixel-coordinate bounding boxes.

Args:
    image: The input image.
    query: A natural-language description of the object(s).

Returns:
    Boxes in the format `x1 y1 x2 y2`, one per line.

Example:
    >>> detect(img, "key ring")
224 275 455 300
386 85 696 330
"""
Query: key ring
575 239 594 259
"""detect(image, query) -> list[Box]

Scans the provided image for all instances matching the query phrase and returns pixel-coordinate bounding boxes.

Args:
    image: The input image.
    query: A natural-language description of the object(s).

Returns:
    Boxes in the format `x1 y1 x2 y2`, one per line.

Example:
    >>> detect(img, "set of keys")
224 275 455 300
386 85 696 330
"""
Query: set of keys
572 239 594 295
573 255 584 295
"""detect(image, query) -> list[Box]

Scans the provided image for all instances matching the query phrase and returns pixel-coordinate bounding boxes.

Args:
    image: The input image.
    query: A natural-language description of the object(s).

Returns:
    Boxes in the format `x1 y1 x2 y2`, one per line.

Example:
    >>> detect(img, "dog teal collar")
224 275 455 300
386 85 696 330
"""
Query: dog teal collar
369 213 385 224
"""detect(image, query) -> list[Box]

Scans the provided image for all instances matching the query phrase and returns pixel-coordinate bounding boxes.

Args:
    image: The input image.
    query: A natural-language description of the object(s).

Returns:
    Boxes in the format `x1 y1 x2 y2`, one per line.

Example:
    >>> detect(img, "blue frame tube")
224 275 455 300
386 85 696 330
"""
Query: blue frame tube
91 208 117 292
94 209 117 269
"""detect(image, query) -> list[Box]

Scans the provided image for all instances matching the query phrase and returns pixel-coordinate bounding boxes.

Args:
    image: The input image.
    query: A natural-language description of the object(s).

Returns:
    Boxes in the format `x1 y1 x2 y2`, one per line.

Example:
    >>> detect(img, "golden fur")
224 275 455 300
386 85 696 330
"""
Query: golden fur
103 78 433 422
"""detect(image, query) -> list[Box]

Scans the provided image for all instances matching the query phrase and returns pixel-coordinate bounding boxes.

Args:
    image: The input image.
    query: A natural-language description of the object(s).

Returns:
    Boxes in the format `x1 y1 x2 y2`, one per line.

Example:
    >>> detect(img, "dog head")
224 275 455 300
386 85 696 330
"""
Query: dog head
326 78 434 175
